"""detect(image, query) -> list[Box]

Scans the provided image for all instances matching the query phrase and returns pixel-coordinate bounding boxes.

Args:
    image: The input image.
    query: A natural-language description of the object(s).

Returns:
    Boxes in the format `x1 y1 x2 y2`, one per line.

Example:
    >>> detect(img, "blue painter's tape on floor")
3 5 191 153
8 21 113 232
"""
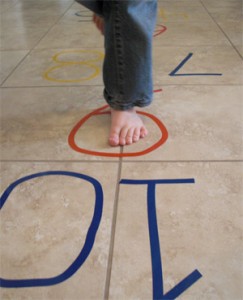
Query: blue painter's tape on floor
120 178 202 299
169 52 222 76
0 171 103 288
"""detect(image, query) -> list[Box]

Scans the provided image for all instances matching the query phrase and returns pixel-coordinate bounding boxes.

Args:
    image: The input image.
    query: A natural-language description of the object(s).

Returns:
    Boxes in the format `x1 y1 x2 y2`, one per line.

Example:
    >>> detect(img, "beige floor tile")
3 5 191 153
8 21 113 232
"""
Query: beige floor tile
153 21 230 47
0 0 73 30
153 46 243 85
0 87 120 161
0 0 73 51
201 0 242 9
212 18 243 55
57 3 93 25
0 27 50 51
13 0 73 15
0 0 18 13
158 0 202 7
2 49 104 87
235 44 243 57
109 162 242 300
208 6 242 45
0 161 118 299
205 5 242 18
4 48 104 87
157 3 213 23
122 85 242 161
1 11 61 30
0 50 29 85
35 23 104 50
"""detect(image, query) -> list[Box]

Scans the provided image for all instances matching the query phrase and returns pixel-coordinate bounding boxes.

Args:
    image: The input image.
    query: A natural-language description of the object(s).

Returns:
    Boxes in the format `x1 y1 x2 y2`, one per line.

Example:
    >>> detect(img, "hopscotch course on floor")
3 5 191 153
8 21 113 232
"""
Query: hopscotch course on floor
0 0 242 299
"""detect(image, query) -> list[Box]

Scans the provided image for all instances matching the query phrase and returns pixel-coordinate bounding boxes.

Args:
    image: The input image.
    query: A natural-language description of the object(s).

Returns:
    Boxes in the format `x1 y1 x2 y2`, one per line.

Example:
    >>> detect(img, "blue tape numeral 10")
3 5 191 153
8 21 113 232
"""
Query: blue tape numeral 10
1 172 202 299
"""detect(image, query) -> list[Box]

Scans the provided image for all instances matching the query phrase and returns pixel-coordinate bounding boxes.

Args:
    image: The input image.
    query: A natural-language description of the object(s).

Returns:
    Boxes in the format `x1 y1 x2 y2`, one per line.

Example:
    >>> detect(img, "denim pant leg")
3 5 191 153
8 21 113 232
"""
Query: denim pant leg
103 0 157 110
76 0 157 110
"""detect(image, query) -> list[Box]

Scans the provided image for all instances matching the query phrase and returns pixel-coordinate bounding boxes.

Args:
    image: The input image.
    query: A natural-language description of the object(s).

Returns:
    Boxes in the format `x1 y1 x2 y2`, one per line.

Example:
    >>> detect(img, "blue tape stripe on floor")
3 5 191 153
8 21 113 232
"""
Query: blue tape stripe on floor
0 171 103 288
169 52 222 76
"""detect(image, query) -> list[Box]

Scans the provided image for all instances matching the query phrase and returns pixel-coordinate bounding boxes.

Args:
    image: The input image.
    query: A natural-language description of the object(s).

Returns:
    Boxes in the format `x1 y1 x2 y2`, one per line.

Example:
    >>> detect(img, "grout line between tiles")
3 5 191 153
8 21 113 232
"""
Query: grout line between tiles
0 86 104 91
0 160 121 163
1 83 242 90
0 0 75 88
199 0 243 60
122 160 243 163
1 160 242 164
0 51 31 87
103 152 123 300
31 1 76 51
0 85 104 89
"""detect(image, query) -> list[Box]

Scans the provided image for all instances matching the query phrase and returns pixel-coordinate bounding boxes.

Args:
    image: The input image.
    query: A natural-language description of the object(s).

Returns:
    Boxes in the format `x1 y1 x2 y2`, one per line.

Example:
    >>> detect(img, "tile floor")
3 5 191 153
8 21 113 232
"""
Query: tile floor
0 0 242 299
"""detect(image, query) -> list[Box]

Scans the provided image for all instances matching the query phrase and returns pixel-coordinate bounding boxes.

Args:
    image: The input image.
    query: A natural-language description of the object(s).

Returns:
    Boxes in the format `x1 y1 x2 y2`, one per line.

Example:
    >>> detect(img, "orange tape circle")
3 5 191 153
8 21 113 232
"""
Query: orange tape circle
68 105 168 157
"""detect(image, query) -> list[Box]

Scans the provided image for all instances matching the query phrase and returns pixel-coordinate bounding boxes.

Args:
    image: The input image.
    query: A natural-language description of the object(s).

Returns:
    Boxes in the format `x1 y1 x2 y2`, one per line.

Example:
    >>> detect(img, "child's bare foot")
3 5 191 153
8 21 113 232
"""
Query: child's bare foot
93 13 104 35
109 108 148 147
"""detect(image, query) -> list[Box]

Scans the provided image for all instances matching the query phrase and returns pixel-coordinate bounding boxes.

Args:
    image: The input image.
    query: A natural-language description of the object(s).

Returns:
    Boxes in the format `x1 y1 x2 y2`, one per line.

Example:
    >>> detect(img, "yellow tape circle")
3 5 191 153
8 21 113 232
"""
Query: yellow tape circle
43 62 100 83
52 50 104 64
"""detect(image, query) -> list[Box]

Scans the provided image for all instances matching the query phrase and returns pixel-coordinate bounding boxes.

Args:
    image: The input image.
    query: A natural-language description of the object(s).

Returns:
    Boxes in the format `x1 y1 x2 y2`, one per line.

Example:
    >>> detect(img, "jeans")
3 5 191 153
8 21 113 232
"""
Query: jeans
76 0 157 110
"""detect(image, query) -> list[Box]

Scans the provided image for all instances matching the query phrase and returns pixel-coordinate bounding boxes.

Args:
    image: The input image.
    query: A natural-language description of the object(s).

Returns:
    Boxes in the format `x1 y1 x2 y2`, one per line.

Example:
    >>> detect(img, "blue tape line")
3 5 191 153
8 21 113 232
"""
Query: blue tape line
120 178 195 185
162 269 202 299
147 182 163 298
120 178 202 299
169 52 222 76
0 171 103 288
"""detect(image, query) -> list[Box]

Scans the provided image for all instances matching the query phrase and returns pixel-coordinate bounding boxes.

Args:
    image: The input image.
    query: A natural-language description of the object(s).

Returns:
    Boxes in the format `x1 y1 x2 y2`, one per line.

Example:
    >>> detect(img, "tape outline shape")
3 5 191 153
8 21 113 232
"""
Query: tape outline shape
68 105 168 157
43 50 104 83
0 171 103 288
44 62 100 83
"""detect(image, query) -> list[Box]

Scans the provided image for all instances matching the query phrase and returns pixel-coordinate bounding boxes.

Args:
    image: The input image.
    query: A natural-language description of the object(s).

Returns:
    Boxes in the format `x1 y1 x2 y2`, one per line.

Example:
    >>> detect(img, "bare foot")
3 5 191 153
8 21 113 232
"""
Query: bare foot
109 108 148 147
93 14 104 35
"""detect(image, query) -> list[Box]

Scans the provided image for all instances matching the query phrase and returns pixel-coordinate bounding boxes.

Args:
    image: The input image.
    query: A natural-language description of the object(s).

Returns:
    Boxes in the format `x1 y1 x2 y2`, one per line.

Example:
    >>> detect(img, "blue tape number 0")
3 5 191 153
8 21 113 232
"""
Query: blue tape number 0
120 179 203 300
0 171 103 288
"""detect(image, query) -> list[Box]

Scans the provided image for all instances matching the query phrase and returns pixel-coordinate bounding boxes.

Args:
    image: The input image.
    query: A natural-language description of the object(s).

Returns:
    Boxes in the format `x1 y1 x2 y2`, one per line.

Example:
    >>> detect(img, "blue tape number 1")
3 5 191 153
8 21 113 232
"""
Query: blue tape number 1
120 178 202 300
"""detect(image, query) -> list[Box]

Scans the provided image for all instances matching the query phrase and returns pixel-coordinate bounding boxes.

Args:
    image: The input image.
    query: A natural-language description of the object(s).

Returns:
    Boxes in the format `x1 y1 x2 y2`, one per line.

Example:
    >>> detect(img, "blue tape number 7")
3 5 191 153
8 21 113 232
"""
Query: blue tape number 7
169 52 222 77
120 178 202 300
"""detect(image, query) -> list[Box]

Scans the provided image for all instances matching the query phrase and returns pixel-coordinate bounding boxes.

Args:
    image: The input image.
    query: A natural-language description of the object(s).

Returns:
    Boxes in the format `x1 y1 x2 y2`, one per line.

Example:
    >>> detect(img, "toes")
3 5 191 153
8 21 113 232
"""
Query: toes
140 126 148 138
125 128 135 145
109 135 119 147
109 109 148 147
133 127 140 143
110 126 147 146
109 128 120 147
119 127 128 146
123 127 146 145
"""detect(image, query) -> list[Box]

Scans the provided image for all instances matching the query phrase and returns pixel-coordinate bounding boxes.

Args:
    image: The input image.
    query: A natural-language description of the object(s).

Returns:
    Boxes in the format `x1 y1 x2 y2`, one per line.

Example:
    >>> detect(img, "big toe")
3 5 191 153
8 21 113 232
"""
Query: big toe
109 130 120 146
